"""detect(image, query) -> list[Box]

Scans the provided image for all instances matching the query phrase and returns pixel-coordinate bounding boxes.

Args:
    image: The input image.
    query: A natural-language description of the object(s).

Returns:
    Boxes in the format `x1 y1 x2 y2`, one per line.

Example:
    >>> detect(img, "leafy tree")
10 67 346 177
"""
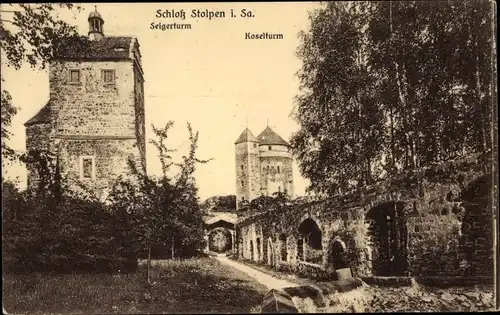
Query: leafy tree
292 1 494 196
3 149 136 274
201 195 236 213
108 121 211 283
0 4 85 163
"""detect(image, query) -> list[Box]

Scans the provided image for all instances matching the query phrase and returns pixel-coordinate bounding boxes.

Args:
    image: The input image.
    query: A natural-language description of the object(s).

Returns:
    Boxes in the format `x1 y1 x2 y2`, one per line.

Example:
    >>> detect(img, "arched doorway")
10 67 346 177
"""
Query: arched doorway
328 238 349 269
365 202 408 276
278 234 287 262
298 218 323 264
208 228 232 253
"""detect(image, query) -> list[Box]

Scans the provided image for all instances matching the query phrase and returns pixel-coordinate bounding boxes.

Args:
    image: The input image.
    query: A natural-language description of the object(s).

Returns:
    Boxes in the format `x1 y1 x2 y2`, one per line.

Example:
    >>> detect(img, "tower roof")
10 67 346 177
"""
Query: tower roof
53 36 134 60
235 128 258 144
24 101 52 126
88 6 104 21
257 126 289 146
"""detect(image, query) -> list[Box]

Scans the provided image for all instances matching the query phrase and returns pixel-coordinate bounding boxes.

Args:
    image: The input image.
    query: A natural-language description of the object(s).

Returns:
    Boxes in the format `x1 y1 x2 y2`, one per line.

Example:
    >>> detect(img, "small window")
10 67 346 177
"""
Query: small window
102 69 115 84
268 146 272 150
241 180 245 187
277 166 281 174
80 156 95 180
253 143 257 148
241 196 245 201
69 69 80 83
240 165 244 171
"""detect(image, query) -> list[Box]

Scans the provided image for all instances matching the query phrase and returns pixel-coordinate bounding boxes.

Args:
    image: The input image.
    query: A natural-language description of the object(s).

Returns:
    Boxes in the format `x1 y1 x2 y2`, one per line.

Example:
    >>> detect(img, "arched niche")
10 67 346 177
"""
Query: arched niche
297 218 323 264
365 201 408 276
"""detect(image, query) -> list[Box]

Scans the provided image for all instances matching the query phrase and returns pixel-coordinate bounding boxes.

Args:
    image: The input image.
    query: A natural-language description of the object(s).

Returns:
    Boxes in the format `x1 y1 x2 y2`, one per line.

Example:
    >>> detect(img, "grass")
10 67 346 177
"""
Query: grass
3 257 269 314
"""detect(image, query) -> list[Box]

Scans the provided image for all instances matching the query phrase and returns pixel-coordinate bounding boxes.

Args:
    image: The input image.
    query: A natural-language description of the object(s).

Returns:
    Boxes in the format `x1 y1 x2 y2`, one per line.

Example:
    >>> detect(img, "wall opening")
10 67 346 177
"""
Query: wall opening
365 201 408 276
208 228 232 253
249 240 254 260
297 238 304 261
279 234 287 261
328 238 349 269
298 218 323 264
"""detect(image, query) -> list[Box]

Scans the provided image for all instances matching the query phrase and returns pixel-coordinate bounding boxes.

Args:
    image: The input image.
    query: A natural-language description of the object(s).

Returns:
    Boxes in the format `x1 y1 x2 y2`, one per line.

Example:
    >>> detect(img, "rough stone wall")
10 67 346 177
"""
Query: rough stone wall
457 174 493 278
49 60 137 137
26 58 146 197
236 156 492 282
25 123 54 191
235 142 260 208
259 155 293 197
55 138 140 199
133 64 146 171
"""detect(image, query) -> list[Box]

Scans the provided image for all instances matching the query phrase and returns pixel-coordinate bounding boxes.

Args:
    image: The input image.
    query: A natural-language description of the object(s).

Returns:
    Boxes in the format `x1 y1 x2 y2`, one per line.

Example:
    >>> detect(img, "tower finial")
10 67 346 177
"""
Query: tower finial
88 5 104 41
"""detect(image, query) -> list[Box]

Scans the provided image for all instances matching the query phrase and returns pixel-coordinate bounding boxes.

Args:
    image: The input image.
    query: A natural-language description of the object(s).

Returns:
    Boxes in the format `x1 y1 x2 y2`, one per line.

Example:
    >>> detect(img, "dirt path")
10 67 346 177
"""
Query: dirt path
215 256 298 290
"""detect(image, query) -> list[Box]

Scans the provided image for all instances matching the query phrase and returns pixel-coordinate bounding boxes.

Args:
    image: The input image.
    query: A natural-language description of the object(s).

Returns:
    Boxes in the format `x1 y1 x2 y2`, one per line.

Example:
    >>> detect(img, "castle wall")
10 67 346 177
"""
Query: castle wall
235 142 261 207
25 123 54 191
236 156 493 283
133 64 146 171
259 155 293 197
49 60 137 137
56 138 140 198
25 58 147 197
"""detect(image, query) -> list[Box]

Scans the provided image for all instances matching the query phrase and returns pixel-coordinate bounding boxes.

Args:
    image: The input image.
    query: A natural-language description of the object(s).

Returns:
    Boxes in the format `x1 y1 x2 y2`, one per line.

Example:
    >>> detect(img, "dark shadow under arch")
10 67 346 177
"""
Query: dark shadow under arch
298 218 323 264
365 201 408 276
208 228 232 253
328 238 349 269
278 234 287 262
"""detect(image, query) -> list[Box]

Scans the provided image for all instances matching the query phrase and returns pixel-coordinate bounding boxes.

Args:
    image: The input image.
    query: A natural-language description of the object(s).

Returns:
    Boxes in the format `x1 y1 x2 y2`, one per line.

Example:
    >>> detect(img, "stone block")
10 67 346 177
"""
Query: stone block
261 289 298 313
336 268 353 280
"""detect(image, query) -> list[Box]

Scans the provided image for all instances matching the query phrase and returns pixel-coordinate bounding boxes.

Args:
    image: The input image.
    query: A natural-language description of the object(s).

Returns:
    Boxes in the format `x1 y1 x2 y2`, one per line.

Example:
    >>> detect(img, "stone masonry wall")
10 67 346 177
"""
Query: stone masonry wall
56 138 140 199
133 65 146 171
235 142 260 207
259 156 293 197
25 123 54 191
236 156 492 282
49 60 137 137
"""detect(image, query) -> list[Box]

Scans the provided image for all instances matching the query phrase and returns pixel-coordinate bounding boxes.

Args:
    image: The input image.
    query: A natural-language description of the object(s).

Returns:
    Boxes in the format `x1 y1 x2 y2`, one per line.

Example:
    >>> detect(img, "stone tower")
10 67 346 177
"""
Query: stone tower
235 126 294 210
235 128 261 208
257 126 294 198
24 8 146 199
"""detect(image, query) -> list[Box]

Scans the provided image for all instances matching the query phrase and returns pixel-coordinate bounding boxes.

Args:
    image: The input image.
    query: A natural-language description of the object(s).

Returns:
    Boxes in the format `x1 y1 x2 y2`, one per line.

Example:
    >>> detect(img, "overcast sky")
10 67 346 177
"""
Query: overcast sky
2 2 321 200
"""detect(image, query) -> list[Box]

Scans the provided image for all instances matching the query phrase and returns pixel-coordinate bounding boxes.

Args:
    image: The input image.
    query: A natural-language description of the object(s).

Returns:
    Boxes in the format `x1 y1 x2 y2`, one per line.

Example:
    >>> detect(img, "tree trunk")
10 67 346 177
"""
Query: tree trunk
147 243 152 284
389 103 396 173
394 61 411 169
474 32 488 154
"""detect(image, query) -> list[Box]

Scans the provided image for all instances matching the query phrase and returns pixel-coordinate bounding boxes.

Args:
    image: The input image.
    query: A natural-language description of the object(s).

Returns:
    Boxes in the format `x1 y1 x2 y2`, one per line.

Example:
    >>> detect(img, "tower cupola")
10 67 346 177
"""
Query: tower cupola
88 6 104 41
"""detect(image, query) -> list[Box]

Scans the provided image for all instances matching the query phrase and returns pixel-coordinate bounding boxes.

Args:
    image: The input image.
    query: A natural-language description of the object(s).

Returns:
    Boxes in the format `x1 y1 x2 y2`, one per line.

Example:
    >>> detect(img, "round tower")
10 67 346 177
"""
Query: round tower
235 128 261 210
257 126 294 198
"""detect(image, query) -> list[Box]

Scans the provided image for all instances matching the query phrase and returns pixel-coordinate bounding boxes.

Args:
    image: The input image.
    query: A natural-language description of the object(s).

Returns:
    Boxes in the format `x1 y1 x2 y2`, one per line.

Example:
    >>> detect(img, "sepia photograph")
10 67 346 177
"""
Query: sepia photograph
1 1 498 313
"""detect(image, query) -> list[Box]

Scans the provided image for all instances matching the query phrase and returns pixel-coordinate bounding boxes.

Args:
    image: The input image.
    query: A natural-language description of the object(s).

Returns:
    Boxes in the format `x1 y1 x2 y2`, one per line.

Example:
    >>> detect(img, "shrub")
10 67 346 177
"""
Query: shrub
2 181 137 274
